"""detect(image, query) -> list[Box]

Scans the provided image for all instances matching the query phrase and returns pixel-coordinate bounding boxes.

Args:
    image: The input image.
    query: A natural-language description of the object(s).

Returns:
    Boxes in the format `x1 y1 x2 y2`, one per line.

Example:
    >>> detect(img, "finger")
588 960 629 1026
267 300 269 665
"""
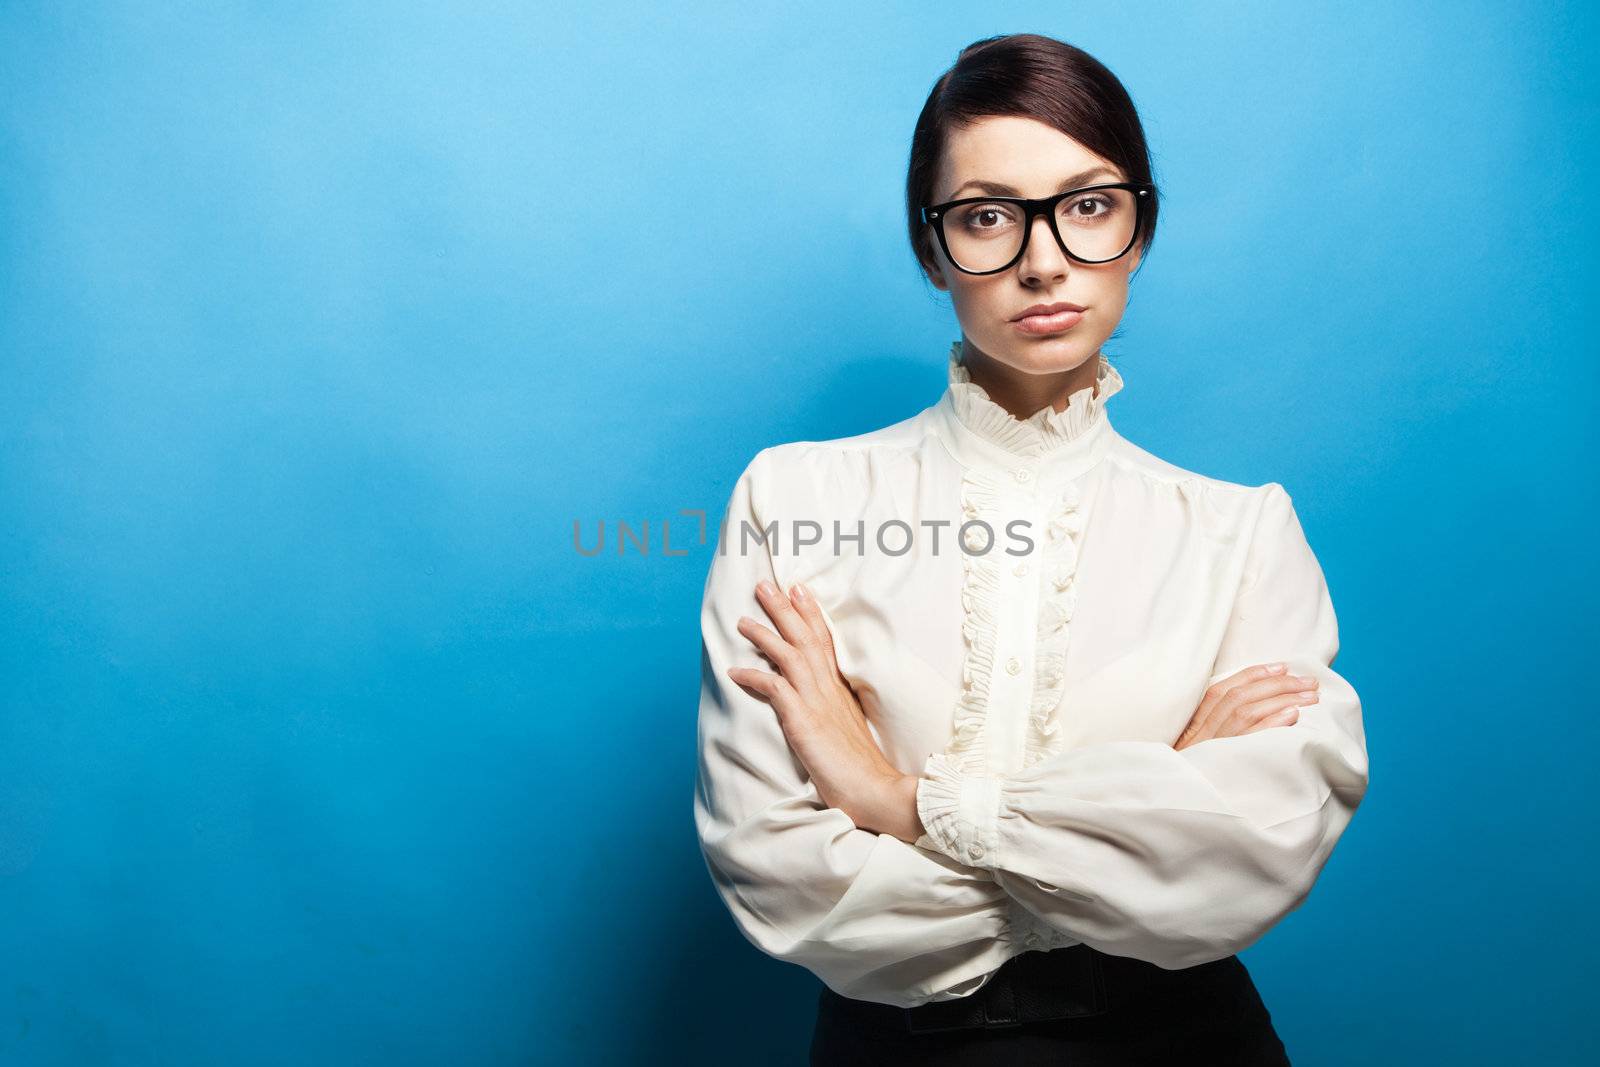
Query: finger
735 616 815 691
1238 706 1301 737
786 582 832 648
754 580 821 659
1195 663 1278 722
1221 689 1318 737
1193 663 1287 741
727 666 810 741
1224 673 1319 713
786 582 840 671
1174 719 1201 751
726 666 778 703
1258 706 1301 728
751 581 833 696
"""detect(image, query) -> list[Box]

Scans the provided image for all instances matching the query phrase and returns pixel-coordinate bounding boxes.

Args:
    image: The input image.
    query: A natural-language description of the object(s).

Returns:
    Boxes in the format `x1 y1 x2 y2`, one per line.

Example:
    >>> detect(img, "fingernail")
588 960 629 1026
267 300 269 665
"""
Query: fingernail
1295 675 1317 686
791 581 809 601
1268 662 1286 673
757 580 776 596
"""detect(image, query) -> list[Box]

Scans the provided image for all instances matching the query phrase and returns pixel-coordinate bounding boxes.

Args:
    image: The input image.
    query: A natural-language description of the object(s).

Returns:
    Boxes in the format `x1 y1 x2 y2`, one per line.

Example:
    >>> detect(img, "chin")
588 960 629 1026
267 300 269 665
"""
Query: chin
992 337 1098 376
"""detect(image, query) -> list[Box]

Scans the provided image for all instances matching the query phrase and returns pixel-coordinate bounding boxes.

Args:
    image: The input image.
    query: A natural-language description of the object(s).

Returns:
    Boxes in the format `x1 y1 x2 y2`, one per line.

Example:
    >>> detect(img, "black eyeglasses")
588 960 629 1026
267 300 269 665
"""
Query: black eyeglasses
921 182 1155 275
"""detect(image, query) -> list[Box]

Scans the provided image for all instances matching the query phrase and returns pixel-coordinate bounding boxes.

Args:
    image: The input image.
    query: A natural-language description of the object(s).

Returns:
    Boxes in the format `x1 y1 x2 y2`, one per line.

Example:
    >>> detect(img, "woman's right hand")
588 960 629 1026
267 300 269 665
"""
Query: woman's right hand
1173 662 1319 751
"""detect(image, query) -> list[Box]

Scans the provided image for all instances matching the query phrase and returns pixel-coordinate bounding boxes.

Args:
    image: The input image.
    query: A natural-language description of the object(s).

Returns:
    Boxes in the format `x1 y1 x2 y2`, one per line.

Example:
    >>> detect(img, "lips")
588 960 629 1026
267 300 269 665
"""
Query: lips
1012 305 1086 335
1013 301 1087 321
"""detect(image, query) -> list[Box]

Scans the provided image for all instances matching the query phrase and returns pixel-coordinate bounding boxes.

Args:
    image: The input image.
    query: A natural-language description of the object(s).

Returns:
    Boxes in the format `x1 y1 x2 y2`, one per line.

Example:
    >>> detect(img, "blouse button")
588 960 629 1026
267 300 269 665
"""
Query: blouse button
1005 656 1022 676
968 843 986 861
1012 468 1031 483
1013 562 1029 577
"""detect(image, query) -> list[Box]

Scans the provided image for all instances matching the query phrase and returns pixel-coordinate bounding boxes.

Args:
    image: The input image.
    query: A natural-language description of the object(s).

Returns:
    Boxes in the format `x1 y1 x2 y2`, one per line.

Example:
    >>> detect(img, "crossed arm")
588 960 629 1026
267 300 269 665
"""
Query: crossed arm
692 457 1369 1004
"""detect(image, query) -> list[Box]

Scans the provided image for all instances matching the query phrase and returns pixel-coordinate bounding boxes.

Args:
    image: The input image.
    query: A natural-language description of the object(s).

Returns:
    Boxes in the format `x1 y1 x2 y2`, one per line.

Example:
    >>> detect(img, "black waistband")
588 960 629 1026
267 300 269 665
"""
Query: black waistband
822 944 1238 1035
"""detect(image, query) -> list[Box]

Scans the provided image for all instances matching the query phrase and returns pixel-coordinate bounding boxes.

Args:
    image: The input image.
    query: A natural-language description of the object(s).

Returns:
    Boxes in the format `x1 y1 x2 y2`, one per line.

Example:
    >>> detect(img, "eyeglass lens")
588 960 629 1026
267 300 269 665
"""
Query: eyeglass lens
942 188 1139 271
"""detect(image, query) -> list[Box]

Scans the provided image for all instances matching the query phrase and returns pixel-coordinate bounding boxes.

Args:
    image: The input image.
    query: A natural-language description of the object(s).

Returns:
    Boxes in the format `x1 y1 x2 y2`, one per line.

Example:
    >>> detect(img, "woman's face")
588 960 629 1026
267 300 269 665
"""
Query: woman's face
922 115 1143 378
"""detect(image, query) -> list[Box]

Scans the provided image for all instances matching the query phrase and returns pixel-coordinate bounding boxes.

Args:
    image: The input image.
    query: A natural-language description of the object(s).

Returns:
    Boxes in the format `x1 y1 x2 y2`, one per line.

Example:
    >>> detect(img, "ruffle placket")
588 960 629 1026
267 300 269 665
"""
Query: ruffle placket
937 472 1085 777
934 466 1091 956
942 464 1005 778
917 340 1115 954
1024 480 1083 768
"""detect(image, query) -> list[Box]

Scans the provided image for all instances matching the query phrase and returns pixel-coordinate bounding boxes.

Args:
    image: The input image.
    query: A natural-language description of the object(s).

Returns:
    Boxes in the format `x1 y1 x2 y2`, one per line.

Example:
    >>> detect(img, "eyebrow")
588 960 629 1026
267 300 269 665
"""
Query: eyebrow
947 166 1123 199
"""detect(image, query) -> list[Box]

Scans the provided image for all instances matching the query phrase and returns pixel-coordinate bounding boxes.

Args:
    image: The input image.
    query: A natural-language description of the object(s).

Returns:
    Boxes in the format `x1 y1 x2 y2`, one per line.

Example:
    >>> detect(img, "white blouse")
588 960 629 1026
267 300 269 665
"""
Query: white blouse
692 339 1369 1009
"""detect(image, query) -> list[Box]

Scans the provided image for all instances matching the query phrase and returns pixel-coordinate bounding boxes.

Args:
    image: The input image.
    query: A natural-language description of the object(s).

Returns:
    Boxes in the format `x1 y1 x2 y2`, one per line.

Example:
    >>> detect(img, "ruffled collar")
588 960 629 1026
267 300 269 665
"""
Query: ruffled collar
944 338 1123 460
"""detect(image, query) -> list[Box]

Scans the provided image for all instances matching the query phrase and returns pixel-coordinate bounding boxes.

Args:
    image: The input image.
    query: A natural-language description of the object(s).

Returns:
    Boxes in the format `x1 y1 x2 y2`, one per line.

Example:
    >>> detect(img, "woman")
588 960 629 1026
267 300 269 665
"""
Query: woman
692 33 1367 1065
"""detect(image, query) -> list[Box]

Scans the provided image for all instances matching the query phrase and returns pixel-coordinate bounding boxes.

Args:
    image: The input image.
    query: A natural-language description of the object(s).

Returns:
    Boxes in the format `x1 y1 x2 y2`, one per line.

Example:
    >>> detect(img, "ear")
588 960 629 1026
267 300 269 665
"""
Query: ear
916 233 951 291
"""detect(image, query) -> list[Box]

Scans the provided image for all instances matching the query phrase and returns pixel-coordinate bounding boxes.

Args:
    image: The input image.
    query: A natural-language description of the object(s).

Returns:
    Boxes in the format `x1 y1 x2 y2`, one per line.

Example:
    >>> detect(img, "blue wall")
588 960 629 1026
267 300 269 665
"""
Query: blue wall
1 2 1593 1063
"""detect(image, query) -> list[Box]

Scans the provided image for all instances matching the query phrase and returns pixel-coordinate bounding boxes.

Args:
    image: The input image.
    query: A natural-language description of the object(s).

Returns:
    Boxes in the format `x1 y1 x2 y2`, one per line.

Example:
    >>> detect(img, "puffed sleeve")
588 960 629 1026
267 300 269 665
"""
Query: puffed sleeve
913 481 1370 970
693 448 1021 1008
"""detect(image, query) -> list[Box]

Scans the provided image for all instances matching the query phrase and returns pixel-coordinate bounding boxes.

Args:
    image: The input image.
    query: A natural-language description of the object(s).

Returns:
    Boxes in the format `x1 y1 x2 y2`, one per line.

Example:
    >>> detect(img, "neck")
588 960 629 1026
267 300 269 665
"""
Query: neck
959 341 1103 421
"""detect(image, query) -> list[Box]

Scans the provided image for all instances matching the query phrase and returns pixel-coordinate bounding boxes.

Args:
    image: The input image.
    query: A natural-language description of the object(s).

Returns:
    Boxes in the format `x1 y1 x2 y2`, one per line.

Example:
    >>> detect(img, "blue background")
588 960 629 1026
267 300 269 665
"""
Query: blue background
2 2 1593 1063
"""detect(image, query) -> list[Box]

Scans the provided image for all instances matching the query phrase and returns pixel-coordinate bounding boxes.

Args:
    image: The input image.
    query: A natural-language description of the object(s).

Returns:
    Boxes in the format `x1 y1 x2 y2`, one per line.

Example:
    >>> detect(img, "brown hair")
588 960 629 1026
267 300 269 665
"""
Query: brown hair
906 34 1161 279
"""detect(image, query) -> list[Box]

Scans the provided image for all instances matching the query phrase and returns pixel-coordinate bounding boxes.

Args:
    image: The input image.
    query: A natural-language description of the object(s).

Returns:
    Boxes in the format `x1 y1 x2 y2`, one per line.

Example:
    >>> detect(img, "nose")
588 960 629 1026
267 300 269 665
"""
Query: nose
1017 210 1070 285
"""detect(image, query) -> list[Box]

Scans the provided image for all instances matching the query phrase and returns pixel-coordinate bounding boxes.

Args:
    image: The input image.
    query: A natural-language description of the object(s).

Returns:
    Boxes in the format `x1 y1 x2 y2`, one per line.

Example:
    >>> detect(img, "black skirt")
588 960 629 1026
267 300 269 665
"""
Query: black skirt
810 944 1292 1065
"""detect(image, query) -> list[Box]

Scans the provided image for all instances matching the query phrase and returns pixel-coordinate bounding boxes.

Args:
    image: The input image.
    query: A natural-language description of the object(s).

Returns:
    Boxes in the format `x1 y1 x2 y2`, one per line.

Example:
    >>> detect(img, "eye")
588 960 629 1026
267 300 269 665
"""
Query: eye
956 203 1019 232
1060 193 1123 226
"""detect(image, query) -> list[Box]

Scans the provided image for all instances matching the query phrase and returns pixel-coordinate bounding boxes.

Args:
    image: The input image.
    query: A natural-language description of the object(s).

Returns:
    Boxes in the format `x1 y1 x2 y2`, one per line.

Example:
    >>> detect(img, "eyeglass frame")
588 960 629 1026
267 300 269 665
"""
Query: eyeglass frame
920 181 1155 275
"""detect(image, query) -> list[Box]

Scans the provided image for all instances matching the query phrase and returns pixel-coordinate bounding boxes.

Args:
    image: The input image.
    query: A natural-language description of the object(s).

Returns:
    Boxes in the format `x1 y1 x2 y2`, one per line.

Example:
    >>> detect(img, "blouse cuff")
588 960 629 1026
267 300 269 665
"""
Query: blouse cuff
914 751 1002 870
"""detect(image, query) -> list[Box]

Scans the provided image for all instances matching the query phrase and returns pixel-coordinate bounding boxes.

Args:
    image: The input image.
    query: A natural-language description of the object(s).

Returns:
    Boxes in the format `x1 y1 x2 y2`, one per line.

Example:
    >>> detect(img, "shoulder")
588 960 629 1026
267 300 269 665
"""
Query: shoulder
1101 429 1292 534
1102 430 1265 495
738 410 931 506
1104 429 1290 501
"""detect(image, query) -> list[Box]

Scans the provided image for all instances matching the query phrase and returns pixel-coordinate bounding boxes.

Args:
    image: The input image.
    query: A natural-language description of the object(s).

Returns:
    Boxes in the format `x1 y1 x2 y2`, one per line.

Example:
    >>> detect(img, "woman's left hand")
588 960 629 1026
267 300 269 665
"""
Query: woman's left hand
727 579 921 842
